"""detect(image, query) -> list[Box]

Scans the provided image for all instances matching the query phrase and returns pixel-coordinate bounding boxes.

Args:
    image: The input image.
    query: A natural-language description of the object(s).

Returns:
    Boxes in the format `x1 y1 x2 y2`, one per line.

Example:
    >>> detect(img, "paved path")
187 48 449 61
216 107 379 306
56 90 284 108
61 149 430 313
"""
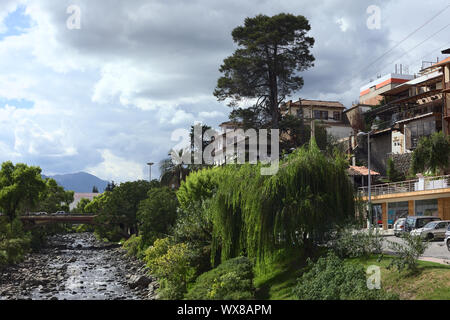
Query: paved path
383 236 450 261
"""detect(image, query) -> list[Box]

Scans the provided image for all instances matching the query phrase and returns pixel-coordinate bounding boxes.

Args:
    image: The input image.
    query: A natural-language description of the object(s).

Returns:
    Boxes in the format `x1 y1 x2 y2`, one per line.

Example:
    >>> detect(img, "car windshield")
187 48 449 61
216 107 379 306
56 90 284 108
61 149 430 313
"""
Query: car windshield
423 222 437 229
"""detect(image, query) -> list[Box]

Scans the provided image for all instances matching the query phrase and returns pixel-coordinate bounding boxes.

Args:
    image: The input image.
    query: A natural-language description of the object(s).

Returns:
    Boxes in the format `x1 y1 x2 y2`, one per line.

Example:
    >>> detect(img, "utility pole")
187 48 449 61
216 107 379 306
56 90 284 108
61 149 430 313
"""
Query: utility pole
147 162 154 182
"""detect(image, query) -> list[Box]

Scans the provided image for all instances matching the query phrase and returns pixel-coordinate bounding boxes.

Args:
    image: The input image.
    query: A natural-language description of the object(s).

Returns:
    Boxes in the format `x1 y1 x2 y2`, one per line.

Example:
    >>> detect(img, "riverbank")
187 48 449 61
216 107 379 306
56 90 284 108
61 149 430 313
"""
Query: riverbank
0 232 159 300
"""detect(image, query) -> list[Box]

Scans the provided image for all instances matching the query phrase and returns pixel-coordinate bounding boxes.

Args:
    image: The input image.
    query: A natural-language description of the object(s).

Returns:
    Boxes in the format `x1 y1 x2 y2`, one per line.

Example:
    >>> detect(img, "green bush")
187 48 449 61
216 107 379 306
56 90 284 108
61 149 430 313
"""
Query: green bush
332 227 383 259
386 233 430 272
185 256 255 300
137 187 178 246
123 234 146 259
293 252 398 300
145 238 196 299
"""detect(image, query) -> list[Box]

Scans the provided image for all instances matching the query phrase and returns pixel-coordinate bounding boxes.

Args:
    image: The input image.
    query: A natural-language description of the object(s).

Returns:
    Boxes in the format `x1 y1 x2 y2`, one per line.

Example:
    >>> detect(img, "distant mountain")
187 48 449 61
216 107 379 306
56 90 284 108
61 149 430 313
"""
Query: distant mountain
42 172 109 193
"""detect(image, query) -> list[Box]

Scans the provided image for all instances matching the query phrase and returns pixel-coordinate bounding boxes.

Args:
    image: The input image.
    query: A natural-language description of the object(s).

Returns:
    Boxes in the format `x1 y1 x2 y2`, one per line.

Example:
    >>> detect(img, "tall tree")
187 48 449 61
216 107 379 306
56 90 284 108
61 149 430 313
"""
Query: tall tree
38 178 74 213
214 13 315 128
92 185 99 193
0 161 46 220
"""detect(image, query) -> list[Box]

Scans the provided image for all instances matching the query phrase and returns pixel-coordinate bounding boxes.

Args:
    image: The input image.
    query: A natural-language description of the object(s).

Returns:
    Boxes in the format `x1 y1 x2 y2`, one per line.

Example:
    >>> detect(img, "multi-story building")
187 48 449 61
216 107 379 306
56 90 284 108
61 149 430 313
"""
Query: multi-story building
356 56 450 175
359 71 414 106
358 49 450 230
280 99 354 139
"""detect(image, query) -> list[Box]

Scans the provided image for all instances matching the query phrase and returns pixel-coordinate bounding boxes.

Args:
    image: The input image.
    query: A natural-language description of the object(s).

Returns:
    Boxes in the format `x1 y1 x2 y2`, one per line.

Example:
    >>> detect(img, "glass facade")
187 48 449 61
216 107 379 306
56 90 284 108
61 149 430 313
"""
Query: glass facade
415 199 438 217
387 202 409 227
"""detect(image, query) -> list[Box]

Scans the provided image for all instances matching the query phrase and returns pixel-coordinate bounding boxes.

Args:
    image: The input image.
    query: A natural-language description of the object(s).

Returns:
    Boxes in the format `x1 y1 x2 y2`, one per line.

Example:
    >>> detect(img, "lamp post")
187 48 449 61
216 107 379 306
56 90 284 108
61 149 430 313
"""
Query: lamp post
147 162 154 182
357 126 377 230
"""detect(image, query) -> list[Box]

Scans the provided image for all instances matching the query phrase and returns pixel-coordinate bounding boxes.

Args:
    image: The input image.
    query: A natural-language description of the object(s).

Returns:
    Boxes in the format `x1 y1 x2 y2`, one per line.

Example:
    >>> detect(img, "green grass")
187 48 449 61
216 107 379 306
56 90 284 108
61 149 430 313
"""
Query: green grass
344 255 450 300
254 251 450 300
253 247 325 300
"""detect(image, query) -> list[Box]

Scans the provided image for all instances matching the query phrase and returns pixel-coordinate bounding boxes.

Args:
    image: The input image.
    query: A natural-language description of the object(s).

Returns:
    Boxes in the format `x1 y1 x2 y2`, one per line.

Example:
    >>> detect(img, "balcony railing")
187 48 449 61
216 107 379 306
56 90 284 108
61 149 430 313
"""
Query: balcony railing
358 174 450 197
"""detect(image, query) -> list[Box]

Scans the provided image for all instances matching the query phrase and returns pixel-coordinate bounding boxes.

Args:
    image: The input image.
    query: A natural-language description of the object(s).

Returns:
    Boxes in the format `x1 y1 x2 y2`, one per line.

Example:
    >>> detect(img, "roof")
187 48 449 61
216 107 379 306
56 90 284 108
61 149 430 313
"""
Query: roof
219 121 242 127
422 57 450 71
287 99 345 109
347 166 380 176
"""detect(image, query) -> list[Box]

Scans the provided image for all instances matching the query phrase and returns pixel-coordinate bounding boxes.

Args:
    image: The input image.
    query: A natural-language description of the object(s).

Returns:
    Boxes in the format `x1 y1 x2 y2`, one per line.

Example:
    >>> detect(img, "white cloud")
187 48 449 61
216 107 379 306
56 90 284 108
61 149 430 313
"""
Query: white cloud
85 149 145 182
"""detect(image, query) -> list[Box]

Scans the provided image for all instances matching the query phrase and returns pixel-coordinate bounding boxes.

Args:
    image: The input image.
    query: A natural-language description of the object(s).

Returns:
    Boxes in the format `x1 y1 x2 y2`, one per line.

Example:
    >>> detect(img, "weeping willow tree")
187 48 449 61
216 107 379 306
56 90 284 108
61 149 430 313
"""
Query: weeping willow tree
209 139 355 269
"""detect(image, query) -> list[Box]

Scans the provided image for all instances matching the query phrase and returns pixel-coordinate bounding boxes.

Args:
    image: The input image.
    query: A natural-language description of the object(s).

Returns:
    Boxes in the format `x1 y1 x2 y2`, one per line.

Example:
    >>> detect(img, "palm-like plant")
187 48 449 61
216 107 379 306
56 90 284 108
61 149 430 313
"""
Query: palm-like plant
159 149 191 189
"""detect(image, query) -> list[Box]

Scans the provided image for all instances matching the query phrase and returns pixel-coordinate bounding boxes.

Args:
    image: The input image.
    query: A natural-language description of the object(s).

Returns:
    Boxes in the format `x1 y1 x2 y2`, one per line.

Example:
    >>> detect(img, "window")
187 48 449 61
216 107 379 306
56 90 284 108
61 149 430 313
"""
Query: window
415 199 438 217
387 202 409 227
296 108 303 118
313 110 328 120
333 111 341 121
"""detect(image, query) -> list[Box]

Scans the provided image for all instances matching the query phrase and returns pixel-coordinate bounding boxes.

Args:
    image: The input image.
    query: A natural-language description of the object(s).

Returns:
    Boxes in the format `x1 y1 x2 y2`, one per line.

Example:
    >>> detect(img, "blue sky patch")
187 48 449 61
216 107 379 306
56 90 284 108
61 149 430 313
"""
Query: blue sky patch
0 97 34 109
0 5 31 40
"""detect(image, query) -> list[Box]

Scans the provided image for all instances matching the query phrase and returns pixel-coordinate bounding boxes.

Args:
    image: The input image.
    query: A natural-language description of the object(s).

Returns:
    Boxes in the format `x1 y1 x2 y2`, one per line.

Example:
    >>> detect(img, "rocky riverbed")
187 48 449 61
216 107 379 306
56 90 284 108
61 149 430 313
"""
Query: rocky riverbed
0 233 159 300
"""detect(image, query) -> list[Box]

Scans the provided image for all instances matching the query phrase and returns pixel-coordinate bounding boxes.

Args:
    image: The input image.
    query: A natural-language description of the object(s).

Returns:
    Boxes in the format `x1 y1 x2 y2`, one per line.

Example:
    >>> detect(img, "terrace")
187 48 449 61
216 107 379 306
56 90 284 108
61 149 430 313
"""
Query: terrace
358 174 450 198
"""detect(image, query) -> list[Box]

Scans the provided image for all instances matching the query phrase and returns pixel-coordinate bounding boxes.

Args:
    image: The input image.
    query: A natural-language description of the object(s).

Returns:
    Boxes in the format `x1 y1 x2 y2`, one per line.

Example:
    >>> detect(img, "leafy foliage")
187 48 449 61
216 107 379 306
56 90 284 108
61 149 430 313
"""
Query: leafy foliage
144 238 196 299
292 252 398 300
122 234 146 259
214 13 315 128
207 140 355 268
411 132 450 175
386 233 430 272
0 161 46 219
387 157 404 182
185 256 255 300
137 187 178 246
332 227 383 259
38 178 74 213
93 180 152 241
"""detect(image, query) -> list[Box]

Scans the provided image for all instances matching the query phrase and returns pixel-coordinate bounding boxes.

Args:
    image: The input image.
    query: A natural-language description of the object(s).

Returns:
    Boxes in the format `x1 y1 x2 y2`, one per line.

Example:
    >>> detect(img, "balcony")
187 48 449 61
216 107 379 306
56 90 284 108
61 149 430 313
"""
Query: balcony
358 174 450 197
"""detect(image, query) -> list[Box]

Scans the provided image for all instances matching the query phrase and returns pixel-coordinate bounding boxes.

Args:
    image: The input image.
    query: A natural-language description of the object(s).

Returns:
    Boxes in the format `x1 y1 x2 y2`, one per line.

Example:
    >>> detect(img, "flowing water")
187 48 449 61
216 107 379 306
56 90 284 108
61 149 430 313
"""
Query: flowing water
0 233 156 300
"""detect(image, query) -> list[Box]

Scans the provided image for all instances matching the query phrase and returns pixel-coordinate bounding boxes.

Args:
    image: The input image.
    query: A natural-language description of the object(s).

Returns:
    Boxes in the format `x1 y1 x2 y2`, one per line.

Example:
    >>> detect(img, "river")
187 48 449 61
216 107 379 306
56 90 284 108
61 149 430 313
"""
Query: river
0 233 158 300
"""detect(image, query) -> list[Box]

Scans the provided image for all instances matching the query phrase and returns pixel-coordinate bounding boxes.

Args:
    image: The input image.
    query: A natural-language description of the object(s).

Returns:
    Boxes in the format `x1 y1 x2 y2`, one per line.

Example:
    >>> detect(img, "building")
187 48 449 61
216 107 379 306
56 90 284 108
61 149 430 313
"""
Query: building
355 56 450 175
69 193 100 211
357 49 450 229
359 71 414 106
360 175 450 229
343 104 373 132
281 99 354 139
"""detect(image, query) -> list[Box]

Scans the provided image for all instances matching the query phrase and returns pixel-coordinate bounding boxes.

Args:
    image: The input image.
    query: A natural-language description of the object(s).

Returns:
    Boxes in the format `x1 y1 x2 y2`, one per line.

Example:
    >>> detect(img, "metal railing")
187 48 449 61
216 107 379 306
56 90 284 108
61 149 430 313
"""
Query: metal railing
358 174 450 197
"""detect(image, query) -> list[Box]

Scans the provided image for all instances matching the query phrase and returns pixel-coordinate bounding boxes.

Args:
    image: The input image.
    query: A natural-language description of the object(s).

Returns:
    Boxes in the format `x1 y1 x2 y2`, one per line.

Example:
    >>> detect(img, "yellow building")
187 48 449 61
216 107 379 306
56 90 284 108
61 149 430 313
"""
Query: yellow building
360 175 450 229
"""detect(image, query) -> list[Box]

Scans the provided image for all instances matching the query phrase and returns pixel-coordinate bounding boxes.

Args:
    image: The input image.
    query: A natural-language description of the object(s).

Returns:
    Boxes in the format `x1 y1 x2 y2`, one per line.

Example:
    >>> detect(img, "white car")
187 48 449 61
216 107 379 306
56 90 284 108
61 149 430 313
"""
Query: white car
393 218 406 237
445 226 450 252
55 211 67 215
410 221 450 241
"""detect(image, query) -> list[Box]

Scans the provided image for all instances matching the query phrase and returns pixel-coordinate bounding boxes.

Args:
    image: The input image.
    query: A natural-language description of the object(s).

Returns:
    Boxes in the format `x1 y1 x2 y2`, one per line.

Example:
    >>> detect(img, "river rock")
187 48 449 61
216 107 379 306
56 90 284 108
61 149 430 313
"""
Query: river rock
127 275 151 289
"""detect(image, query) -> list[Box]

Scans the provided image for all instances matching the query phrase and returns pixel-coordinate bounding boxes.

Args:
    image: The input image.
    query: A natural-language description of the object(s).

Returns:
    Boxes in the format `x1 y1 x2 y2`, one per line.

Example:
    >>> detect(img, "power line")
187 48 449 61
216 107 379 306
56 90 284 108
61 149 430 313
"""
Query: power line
375 22 450 75
359 4 450 75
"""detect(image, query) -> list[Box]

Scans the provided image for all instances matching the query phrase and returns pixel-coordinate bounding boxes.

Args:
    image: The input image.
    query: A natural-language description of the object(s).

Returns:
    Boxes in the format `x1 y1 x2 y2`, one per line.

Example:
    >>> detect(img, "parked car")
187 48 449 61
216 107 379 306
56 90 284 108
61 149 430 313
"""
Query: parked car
404 216 441 232
393 218 406 237
410 220 450 240
445 225 450 252
55 211 67 215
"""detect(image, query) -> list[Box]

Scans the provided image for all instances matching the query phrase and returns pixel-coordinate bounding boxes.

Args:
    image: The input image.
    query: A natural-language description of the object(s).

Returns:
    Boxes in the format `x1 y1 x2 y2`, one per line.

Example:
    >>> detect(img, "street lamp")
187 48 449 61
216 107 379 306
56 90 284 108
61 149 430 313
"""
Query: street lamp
357 123 378 230
147 162 154 182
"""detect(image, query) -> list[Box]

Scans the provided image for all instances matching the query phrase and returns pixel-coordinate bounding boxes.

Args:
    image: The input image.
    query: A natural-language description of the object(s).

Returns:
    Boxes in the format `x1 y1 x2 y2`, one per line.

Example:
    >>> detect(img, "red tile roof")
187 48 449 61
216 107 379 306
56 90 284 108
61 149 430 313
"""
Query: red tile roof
347 166 380 176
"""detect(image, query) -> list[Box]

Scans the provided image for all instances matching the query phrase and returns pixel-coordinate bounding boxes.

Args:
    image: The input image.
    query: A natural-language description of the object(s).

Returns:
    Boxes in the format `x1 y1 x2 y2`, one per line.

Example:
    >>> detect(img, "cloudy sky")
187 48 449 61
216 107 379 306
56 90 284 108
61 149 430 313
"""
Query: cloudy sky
0 0 449 182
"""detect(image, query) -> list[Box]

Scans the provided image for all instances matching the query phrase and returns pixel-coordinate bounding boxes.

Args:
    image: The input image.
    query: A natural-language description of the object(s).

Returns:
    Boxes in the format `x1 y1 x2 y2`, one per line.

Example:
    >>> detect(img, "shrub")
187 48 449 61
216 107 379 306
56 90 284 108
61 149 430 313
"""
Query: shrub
145 238 196 300
292 252 397 300
123 234 145 259
332 227 383 259
185 257 255 300
137 187 178 246
386 233 430 272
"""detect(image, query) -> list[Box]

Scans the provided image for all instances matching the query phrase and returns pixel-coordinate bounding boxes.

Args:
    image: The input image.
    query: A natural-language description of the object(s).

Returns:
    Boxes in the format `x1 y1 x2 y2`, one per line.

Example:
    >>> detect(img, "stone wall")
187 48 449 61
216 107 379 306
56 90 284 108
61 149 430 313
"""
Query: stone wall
389 153 412 176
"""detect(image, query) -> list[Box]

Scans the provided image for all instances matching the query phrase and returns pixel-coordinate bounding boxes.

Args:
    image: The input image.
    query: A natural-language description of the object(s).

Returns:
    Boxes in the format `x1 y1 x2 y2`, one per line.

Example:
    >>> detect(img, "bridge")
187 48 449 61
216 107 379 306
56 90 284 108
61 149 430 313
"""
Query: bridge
20 214 97 227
